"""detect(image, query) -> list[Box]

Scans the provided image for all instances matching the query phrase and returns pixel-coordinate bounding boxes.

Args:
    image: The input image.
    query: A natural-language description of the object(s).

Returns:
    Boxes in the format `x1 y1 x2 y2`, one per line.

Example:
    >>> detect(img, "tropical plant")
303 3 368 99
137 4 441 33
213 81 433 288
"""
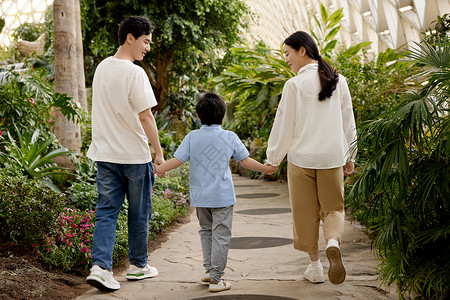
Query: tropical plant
0 126 73 192
12 22 45 42
347 35 450 299
309 2 371 59
211 43 294 141
0 68 87 138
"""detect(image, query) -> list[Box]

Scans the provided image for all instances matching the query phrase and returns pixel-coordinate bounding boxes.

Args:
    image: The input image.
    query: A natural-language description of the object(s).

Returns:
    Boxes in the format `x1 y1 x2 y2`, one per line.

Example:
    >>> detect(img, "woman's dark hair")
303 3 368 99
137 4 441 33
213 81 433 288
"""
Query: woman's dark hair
118 16 152 46
284 31 339 101
196 92 226 125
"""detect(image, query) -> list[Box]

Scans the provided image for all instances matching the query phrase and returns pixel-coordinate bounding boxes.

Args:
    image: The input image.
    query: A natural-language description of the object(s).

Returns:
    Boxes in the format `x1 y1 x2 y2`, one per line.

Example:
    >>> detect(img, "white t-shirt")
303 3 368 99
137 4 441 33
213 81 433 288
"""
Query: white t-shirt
266 63 357 169
87 57 158 164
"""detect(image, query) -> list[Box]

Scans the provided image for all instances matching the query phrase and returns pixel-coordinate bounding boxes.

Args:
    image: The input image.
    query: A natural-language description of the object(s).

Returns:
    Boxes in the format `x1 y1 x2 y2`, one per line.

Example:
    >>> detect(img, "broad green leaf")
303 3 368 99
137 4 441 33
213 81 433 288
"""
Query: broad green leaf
327 8 344 28
320 2 328 23
323 40 338 53
324 26 340 41
256 87 269 105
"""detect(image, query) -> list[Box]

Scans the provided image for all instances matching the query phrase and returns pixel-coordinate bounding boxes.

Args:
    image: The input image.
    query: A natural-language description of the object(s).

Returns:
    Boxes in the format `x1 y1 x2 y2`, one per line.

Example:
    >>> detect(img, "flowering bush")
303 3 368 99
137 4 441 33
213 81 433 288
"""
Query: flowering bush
34 208 95 272
161 188 189 215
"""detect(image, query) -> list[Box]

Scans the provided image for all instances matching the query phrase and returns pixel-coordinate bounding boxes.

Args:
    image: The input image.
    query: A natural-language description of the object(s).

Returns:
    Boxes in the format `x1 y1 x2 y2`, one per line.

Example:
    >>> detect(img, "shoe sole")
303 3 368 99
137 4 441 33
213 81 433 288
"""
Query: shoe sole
86 277 120 291
304 277 324 284
209 286 231 292
326 246 346 284
126 270 159 280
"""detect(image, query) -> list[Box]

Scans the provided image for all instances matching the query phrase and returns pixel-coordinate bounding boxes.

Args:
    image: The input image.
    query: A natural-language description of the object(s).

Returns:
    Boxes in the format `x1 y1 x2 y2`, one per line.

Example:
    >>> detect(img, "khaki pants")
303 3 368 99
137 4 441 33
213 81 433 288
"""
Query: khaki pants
287 162 345 253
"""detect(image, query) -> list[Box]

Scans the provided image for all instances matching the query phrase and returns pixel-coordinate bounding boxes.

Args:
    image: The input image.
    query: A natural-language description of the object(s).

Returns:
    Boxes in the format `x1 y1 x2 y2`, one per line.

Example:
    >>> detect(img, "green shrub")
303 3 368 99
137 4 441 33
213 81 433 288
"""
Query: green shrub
149 193 179 240
153 162 190 195
65 181 98 211
12 22 44 42
0 175 65 246
113 212 129 268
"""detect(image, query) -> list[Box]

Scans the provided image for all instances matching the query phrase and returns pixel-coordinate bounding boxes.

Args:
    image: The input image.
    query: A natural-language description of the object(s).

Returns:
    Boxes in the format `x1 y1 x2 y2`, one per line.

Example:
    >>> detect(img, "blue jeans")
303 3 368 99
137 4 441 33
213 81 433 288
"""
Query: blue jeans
91 161 154 271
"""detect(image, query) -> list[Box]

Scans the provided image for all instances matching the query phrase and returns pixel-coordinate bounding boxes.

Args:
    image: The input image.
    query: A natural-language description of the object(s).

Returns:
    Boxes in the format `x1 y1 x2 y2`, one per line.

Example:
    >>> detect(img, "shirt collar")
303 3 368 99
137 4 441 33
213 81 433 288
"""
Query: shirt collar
297 62 318 75
201 124 221 129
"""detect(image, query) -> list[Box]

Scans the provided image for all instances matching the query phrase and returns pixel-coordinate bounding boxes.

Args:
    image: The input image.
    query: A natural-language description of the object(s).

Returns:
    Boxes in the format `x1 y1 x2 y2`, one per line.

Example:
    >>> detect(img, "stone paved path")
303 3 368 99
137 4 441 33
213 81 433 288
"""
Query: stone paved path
76 175 397 300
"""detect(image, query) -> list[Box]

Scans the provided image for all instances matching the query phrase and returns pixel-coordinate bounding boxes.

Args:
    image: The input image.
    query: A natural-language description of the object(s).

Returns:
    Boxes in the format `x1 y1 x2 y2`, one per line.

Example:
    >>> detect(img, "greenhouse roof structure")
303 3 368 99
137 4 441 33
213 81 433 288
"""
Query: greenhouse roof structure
1 0 449 54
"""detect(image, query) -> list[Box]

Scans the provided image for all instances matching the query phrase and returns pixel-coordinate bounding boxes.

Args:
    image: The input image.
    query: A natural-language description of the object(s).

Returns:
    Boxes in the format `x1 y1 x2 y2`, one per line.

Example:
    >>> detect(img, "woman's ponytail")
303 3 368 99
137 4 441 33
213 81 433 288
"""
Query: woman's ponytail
284 31 339 101
317 57 339 101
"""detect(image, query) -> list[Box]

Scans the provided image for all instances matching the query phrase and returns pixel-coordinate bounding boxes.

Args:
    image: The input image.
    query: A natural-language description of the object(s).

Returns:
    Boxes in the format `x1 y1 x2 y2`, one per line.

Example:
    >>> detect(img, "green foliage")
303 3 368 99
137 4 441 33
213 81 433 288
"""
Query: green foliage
154 162 190 195
310 2 344 58
335 48 418 123
65 181 98 211
149 193 179 240
12 22 44 42
0 175 66 246
0 68 87 137
423 13 449 45
0 126 73 192
0 18 5 34
347 35 450 299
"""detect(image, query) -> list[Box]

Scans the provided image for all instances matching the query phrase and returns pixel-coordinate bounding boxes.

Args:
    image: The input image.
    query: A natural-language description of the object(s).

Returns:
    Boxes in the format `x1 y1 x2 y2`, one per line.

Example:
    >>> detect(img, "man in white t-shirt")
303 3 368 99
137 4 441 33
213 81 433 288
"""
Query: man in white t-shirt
86 16 164 291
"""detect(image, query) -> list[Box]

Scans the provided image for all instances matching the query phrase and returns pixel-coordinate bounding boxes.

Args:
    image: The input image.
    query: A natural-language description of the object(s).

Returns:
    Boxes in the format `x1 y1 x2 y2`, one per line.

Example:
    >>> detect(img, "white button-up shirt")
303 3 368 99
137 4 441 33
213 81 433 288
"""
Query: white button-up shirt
266 63 357 169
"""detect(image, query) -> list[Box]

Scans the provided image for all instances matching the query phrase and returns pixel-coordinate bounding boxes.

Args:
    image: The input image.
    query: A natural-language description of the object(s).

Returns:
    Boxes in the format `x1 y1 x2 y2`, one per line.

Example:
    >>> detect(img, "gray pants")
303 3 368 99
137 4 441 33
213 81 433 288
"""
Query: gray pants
196 205 234 282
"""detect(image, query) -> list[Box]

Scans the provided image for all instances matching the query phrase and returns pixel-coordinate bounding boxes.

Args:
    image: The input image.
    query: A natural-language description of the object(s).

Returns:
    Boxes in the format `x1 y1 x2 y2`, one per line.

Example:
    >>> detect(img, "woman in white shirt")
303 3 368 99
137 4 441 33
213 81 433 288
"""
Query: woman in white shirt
266 31 357 285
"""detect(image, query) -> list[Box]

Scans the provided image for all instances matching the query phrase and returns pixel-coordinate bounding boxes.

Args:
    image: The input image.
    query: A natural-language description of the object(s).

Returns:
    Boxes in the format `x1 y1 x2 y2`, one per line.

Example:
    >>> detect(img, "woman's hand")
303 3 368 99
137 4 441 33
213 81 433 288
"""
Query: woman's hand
343 161 354 176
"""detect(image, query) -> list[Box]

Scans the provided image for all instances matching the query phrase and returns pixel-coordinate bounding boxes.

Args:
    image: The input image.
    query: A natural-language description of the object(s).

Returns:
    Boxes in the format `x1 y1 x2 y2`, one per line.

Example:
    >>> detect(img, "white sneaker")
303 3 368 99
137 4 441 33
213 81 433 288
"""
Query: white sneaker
126 264 159 280
201 270 211 282
86 265 120 291
209 280 231 292
304 261 325 283
326 241 346 284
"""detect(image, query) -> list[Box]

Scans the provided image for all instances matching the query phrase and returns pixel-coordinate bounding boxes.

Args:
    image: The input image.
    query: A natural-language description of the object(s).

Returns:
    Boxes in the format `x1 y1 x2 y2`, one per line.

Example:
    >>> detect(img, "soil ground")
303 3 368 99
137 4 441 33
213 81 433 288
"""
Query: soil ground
0 213 191 300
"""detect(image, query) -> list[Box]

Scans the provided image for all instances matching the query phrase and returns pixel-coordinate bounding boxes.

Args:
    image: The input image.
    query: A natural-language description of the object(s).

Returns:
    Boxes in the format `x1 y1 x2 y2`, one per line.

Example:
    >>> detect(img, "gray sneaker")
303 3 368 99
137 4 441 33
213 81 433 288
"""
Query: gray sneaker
126 264 158 280
86 265 120 291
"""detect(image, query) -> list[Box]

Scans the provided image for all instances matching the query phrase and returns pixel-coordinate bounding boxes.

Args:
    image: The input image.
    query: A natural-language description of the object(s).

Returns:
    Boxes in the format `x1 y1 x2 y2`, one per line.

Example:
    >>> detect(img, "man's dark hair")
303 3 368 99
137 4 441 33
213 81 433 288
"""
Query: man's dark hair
118 16 152 46
196 92 226 125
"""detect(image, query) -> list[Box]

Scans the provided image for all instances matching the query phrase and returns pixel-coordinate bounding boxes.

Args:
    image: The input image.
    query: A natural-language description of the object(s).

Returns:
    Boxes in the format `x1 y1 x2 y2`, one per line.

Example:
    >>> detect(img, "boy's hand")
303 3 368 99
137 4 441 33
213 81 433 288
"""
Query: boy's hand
154 164 167 178
264 163 278 175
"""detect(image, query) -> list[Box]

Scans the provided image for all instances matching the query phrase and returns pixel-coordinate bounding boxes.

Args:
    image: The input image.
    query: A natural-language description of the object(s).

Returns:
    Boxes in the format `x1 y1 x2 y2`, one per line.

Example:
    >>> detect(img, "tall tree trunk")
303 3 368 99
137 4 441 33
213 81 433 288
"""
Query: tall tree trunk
152 45 174 111
53 0 81 167
75 0 87 110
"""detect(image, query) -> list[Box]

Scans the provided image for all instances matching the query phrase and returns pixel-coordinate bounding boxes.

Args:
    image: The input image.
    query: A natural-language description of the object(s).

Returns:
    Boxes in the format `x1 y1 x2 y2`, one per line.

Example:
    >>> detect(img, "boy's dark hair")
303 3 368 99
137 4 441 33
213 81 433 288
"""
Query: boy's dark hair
118 16 152 46
196 92 226 125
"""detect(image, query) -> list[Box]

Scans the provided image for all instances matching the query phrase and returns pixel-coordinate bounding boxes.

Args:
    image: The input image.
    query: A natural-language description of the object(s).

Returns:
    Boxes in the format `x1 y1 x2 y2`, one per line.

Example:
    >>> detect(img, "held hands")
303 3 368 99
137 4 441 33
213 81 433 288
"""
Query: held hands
153 164 166 178
153 155 166 178
263 163 279 175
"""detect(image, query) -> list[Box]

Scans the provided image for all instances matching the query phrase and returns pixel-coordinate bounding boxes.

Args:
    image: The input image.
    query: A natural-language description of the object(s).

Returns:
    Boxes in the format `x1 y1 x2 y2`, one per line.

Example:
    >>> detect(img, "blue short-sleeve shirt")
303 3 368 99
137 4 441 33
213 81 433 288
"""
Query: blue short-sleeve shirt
174 125 249 208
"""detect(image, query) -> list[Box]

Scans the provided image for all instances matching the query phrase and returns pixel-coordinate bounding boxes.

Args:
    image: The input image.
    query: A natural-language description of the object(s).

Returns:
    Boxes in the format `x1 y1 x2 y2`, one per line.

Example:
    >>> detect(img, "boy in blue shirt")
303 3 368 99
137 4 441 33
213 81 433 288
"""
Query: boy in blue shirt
155 92 277 292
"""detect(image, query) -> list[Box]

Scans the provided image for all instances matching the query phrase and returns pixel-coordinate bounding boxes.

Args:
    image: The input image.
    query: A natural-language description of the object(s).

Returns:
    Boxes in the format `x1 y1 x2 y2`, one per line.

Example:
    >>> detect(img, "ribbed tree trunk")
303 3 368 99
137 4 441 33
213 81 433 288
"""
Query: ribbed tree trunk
53 0 81 167
75 0 87 110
